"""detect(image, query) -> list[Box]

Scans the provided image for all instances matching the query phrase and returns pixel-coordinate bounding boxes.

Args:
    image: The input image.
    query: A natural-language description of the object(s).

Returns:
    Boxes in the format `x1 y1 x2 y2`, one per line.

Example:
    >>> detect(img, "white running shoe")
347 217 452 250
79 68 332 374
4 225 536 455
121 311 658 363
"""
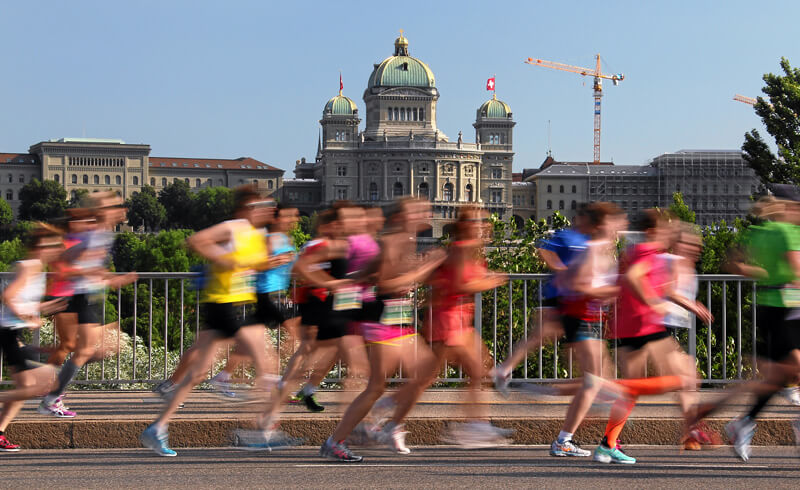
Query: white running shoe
376 423 411 454
550 438 591 457
726 416 756 462
442 422 511 449
782 387 800 406
490 367 511 398
38 396 76 418
370 396 396 428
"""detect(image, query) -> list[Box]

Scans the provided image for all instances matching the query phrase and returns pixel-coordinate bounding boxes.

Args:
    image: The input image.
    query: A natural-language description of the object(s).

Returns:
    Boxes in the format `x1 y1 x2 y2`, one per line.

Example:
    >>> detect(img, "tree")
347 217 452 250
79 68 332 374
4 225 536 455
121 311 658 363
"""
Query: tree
669 191 696 223
743 57 800 185
126 186 166 232
191 187 233 229
0 196 12 227
18 179 67 221
67 188 90 208
158 180 194 229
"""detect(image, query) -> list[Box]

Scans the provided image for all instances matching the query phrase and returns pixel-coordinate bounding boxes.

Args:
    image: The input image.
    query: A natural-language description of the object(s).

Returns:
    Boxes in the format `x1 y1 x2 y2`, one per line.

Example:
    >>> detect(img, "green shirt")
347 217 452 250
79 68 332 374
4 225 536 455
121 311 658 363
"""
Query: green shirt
748 221 800 306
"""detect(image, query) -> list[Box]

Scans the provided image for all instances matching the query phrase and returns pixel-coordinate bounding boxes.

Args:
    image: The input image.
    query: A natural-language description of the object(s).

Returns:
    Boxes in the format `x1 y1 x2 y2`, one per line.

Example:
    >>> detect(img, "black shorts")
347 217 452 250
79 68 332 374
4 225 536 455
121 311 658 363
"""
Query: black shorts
202 302 248 339
0 328 39 372
542 297 559 309
757 305 800 362
563 315 603 344
315 295 353 341
66 293 102 325
300 296 324 327
255 293 288 329
617 330 672 351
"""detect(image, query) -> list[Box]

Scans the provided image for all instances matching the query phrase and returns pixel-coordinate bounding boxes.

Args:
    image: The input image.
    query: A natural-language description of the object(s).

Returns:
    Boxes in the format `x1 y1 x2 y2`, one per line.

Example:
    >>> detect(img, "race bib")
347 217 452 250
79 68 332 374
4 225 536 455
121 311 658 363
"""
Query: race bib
333 287 362 311
781 287 800 307
230 270 254 297
380 298 413 326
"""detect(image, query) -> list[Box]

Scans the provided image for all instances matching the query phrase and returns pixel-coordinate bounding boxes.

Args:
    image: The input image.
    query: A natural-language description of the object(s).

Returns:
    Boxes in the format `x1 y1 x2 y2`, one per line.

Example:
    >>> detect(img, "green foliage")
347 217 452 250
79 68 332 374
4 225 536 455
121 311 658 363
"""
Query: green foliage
743 57 800 185
67 188 90 208
669 191 696 223
0 238 26 271
158 180 194 229
126 186 166 232
191 187 234 229
18 178 67 221
0 197 12 227
288 221 311 249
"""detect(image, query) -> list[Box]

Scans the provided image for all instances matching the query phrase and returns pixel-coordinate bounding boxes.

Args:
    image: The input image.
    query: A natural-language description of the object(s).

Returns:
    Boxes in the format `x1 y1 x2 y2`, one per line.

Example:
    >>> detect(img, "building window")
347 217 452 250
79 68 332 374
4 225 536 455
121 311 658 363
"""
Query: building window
71 174 77 184
419 108 425 121
559 200 565 210
336 187 348 200
443 183 454 201
5 190 12 201
6 174 11 183
18 174 24 183
150 178 155 186
388 108 393 121
268 180 273 190
53 174 60 183
491 190 502 203
571 185 576 193
394 108 399 120
218 179 224 186
547 185 552 193
370 182 379 201
337 166 347 177
393 182 403 197
206 178 212 186
161 178 167 187
83 175 89 184
91 175 98 185
116 175 122 185
133 176 139 185
104 175 110 185
559 185 564 193
546 200 552 210
418 182 429 199
531 195 535 206
571 200 577 210
196 179 201 187
465 184 474 201
491 167 502 179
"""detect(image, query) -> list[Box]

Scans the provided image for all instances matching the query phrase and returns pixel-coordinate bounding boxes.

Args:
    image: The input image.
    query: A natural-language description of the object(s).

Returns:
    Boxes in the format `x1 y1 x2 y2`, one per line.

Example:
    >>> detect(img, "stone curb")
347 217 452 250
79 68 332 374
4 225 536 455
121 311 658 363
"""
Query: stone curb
5 418 796 449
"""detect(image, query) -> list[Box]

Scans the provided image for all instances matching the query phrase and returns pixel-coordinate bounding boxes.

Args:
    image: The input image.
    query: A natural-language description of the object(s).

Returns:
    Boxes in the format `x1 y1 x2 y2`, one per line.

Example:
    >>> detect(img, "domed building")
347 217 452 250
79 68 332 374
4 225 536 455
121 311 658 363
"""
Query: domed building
282 33 514 236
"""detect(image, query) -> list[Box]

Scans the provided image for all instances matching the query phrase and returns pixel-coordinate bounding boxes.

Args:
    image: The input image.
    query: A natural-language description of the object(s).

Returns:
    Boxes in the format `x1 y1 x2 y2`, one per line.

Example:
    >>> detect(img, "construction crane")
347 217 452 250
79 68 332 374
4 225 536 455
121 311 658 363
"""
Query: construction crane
525 54 624 163
733 94 757 106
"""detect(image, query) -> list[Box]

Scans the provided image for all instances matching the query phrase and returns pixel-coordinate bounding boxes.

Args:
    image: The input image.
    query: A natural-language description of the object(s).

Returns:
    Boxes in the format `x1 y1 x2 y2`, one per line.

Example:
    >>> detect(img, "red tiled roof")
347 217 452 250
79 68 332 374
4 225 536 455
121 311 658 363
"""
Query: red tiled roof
0 152 39 164
512 172 522 182
149 156 283 173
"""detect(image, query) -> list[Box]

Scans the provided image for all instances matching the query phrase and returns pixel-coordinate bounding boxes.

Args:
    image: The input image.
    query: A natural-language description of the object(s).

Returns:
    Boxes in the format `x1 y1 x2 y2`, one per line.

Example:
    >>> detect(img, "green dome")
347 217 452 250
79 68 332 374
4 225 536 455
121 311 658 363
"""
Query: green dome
367 35 435 89
324 94 358 116
477 96 512 119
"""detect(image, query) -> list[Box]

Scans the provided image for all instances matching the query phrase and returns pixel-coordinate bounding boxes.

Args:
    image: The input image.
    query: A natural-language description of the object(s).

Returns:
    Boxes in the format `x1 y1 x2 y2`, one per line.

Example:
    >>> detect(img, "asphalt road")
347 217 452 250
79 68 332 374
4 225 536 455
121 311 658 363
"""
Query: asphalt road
2 446 799 488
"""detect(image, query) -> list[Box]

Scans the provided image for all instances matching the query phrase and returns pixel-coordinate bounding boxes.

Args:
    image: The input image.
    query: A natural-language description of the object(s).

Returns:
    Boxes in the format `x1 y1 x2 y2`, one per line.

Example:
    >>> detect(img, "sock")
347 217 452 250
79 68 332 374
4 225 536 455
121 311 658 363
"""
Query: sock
0 430 4 436
748 389 778 420
47 360 80 402
300 384 316 397
603 397 636 447
557 431 573 444
614 375 684 397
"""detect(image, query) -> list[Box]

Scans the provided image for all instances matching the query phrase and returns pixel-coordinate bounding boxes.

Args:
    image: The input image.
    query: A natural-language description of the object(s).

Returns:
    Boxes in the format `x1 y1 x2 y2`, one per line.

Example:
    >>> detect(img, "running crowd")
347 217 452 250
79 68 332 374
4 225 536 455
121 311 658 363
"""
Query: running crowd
1 184 800 464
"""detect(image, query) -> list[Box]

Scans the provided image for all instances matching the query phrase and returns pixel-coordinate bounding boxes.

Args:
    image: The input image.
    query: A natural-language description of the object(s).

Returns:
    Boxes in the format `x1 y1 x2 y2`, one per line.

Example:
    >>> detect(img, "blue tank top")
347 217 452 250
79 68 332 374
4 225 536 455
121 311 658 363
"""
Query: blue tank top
256 232 295 293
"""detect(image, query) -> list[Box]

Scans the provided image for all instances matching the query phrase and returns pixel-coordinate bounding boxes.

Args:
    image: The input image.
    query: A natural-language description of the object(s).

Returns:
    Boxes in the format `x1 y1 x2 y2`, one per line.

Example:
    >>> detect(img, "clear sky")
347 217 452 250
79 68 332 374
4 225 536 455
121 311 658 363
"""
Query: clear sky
0 1 797 172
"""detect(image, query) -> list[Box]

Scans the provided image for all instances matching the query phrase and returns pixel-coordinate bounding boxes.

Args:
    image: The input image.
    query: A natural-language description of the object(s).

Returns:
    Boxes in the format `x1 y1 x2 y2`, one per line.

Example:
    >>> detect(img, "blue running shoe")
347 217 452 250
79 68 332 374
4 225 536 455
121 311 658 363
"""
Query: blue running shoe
593 444 636 464
234 429 302 452
140 424 177 457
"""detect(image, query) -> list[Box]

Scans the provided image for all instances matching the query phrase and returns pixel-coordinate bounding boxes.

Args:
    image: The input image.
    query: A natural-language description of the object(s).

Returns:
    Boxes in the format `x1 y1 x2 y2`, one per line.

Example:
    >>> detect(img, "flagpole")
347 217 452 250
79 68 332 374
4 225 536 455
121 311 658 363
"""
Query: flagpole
493 73 496 99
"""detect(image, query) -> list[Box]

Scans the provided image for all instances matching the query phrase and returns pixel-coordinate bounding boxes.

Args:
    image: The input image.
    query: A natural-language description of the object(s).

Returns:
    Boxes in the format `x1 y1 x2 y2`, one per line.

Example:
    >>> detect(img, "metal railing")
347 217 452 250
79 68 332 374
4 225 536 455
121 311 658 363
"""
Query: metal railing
0 272 759 386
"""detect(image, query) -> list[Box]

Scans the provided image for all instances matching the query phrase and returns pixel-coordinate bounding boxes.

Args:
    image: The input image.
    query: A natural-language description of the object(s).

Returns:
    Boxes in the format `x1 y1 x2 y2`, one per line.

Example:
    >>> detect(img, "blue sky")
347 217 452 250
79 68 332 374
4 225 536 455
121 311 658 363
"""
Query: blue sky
0 1 796 172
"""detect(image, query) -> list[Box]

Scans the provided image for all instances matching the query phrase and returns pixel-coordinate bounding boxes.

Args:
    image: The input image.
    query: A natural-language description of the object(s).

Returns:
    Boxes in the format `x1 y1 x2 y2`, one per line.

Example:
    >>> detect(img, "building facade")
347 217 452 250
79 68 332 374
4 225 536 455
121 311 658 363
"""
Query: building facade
1 138 283 215
280 34 514 236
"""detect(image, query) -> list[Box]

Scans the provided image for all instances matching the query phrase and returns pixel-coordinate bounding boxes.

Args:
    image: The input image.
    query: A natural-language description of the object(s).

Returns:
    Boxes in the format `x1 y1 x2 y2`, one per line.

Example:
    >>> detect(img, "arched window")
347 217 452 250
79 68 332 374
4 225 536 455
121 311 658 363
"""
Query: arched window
400 108 406 121
418 182 429 199
72 174 77 184
412 108 418 121
559 185 564 193
571 200 577 210
133 176 139 185
104 175 110 185
393 182 403 197
207 178 212 186
268 180 274 190
150 178 155 186
571 185 576 193
546 200 552 210
465 183 474 201
185 178 190 184
7 174 11 183
394 108 399 120
161 178 167 187
83 175 89 184
559 200 565 210
70 191 76 200
218 179 224 186
93 175 99 184
419 108 425 121
5 190 12 201
196 179 201 187
18 174 23 183
369 182 379 201
387 108 393 121
547 185 552 193
54 174 60 183
115 175 121 185
443 183 454 201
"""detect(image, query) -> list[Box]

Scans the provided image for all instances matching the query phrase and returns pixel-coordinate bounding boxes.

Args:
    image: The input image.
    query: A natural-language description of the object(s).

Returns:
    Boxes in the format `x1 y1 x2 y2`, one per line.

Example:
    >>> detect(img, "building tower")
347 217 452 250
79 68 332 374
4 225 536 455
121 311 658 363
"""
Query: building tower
474 95 514 212
320 90 360 149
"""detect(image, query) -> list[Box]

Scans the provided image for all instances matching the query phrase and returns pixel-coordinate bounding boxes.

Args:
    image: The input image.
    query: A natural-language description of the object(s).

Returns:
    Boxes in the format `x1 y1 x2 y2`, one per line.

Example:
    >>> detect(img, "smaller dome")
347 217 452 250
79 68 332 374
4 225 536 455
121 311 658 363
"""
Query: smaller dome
395 34 409 49
324 94 358 116
477 95 512 119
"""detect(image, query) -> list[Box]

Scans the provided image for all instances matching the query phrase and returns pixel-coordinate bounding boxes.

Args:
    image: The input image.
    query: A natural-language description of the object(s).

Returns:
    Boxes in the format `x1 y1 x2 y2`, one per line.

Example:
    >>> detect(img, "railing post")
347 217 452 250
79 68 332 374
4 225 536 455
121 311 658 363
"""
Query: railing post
473 291 482 338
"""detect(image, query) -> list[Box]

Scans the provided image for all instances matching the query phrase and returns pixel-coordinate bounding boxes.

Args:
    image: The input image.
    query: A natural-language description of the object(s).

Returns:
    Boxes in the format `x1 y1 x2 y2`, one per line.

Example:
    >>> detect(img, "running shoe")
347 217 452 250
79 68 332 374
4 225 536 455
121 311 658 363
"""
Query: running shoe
491 367 511 398
0 435 20 452
140 424 177 457
726 416 755 462
593 444 636 464
210 377 237 399
298 392 325 412
288 394 302 404
37 396 76 418
782 387 800 406
153 379 175 397
233 428 302 452
376 423 411 454
550 439 591 457
370 396 396 429
441 422 511 449
347 422 381 447
320 437 363 462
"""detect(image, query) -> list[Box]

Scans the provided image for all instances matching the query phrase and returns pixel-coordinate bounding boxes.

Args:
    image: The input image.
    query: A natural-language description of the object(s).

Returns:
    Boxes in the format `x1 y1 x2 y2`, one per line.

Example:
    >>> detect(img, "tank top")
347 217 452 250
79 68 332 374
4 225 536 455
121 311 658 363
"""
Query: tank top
202 219 268 304
662 253 698 329
1 260 46 329
256 232 296 294
47 233 82 298
561 240 618 322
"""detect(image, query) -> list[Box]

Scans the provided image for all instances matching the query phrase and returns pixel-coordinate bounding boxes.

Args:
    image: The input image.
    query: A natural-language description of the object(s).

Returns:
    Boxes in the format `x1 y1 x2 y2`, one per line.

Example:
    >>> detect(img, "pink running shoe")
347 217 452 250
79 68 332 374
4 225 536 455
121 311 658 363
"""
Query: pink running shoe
0 435 20 452
38 396 76 418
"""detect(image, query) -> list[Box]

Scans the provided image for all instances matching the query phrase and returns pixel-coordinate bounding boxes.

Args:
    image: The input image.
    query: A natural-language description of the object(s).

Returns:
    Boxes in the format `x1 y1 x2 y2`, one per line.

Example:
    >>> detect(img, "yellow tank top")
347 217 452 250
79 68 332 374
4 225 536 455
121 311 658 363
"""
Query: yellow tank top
202 219 268 304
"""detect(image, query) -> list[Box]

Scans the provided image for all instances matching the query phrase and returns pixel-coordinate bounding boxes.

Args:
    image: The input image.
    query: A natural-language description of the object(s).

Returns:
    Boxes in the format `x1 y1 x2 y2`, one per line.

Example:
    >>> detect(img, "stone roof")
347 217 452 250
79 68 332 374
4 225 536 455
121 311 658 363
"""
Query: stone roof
149 156 283 173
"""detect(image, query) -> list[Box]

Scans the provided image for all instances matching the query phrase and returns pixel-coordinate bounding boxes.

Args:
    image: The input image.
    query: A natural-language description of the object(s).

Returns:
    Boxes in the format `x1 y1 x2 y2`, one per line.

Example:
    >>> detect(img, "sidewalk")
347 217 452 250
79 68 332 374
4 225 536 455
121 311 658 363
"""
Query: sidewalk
6 389 799 448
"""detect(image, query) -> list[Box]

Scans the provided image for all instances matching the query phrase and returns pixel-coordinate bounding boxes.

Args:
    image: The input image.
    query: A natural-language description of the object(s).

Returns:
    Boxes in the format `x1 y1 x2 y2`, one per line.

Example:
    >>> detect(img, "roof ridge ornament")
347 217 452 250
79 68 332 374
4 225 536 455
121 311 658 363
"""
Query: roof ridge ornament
394 30 409 56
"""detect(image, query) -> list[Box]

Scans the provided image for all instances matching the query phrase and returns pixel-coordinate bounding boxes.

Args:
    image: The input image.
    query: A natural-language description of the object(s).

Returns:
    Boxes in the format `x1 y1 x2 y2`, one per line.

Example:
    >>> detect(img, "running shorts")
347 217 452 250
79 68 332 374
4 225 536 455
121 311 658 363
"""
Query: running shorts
562 315 602 344
757 305 800 362
616 330 672 351
255 292 287 329
66 293 102 325
315 295 353 341
202 302 249 339
0 328 39 372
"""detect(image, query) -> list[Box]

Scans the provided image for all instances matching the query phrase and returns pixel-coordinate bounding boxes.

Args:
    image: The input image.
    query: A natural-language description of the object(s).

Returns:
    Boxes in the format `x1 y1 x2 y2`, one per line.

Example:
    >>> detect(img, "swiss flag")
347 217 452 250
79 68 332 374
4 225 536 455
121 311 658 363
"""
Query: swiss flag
486 77 495 91
340 73 343 91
